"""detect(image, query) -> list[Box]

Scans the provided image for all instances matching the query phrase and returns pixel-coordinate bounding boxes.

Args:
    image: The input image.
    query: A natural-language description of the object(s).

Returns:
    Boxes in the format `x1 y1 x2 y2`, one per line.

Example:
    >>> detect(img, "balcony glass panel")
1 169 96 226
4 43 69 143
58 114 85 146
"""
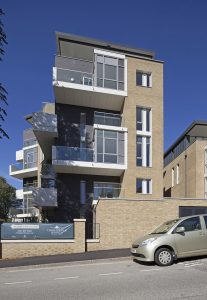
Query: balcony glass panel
94 111 122 127
54 146 94 162
57 68 93 86
24 137 37 147
93 183 124 200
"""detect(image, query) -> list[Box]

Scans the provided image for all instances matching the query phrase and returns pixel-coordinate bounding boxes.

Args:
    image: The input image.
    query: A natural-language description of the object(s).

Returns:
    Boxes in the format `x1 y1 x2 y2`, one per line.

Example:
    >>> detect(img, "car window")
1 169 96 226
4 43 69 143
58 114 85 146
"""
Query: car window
203 216 207 228
177 217 201 232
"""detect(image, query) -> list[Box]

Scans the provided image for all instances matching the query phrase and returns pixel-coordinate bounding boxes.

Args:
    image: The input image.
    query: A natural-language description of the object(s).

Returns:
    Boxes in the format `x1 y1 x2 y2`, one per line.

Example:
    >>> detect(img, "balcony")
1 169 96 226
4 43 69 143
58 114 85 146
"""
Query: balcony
93 186 125 200
30 111 58 158
53 55 127 111
52 146 126 176
23 181 38 192
32 188 57 207
9 162 38 179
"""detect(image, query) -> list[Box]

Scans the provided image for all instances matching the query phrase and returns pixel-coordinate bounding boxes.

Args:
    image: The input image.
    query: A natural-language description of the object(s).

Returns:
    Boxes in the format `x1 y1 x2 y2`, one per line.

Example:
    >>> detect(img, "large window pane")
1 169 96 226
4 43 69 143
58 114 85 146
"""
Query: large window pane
97 63 103 79
105 65 117 80
146 137 151 167
136 179 142 193
118 67 124 82
104 131 117 138
105 139 117 154
104 154 117 163
146 109 150 132
104 80 117 90
136 108 142 131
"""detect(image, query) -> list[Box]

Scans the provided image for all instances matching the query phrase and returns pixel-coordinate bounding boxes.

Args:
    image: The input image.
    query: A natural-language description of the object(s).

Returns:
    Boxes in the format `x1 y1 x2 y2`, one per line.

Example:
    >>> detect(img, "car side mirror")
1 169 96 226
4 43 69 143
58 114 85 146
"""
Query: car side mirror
175 226 185 234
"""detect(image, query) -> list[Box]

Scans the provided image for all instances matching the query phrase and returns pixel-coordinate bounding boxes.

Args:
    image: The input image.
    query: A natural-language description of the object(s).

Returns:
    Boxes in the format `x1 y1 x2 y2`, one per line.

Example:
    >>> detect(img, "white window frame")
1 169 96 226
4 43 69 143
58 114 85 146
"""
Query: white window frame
136 178 152 194
176 164 179 185
172 168 175 187
136 71 152 88
136 107 152 167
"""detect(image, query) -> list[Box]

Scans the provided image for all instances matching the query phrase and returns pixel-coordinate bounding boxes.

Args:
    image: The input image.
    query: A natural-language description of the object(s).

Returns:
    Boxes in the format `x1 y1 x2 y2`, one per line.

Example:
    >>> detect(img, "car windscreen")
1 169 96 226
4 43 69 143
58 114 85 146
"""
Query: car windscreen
151 219 179 234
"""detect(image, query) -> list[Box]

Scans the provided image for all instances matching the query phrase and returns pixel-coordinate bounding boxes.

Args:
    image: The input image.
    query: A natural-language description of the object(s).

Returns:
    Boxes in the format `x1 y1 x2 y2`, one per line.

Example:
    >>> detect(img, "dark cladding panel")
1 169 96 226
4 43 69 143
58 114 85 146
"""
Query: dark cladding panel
59 40 94 61
33 188 57 207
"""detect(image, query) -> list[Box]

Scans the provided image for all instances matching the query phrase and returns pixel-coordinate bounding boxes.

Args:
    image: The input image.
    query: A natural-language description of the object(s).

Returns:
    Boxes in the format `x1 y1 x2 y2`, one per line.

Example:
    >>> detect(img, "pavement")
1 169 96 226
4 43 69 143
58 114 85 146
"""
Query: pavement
0 248 130 269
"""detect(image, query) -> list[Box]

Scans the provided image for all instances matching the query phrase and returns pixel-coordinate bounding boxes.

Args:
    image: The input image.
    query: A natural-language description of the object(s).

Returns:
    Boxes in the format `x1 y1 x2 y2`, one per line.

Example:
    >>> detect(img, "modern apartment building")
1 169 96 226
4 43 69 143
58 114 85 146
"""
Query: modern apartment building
164 121 207 199
9 32 163 223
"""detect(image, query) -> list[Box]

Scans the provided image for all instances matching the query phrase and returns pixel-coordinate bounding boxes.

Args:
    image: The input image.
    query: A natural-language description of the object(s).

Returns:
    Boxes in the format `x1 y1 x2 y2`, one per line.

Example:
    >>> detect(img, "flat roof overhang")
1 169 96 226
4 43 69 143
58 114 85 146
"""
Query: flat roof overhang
53 81 126 111
9 167 38 179
52 160 126 176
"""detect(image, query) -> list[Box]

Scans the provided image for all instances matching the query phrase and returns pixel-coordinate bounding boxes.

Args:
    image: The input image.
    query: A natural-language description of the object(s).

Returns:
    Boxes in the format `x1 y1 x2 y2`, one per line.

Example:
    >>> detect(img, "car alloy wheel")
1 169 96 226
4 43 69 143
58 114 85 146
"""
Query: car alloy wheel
155 248 173 266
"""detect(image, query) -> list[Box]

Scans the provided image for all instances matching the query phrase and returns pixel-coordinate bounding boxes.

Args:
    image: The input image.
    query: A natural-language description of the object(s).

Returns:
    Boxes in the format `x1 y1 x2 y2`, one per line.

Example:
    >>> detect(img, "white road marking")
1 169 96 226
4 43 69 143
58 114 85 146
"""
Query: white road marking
140 268 161 272
2 259 131 273
99 272 123 276
184 263 203 268
54 276 79 280
4 280 32 285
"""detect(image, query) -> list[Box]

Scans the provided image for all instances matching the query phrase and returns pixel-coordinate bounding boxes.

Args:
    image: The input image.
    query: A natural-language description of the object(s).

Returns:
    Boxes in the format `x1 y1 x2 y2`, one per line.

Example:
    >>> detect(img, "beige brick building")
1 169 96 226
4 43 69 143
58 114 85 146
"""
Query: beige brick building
164 121 207 203
10 32 164 223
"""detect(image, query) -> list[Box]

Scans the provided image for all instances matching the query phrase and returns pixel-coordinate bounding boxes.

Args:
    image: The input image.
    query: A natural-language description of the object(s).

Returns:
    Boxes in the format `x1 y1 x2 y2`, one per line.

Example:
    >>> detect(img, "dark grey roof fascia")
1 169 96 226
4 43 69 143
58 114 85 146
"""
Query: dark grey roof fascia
55 31 156 60
164 120 207 157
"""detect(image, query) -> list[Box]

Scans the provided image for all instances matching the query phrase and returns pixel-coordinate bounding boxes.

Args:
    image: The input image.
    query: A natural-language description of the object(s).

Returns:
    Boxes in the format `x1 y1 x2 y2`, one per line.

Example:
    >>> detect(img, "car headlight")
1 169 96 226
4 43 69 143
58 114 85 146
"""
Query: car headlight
139 238 157 247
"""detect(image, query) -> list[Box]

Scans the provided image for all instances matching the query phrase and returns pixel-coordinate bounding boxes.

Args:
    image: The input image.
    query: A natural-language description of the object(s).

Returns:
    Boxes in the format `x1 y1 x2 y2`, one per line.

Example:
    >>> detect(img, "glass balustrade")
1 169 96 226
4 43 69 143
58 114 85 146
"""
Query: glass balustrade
53 146 94 162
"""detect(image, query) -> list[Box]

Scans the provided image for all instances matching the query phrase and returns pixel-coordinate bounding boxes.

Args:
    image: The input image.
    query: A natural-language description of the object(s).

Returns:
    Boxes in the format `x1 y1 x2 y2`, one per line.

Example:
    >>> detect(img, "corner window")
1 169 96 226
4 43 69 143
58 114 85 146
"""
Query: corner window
136 178 152 194
136 71 152 87
95 54 125 91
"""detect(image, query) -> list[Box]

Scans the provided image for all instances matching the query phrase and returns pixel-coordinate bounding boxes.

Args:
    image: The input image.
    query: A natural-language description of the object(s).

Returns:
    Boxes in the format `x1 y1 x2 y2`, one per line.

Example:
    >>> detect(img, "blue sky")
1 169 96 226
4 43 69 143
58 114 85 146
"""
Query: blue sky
1 0 207 189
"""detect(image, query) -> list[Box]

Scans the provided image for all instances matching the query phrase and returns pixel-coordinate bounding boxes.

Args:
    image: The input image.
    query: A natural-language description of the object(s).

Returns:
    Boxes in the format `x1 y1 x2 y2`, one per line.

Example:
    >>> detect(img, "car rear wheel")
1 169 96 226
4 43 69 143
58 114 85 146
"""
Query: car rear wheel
155 248 173 266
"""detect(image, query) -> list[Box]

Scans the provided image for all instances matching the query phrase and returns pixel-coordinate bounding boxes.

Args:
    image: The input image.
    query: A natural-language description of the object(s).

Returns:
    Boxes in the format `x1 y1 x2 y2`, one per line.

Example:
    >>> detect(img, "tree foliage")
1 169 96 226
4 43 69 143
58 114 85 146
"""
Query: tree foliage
0 176 15 221
0 8 8 139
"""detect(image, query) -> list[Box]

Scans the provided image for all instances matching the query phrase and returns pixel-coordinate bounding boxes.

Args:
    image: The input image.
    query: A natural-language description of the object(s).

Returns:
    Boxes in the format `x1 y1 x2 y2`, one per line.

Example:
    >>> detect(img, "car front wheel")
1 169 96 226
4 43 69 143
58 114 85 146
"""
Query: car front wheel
155 248 173 266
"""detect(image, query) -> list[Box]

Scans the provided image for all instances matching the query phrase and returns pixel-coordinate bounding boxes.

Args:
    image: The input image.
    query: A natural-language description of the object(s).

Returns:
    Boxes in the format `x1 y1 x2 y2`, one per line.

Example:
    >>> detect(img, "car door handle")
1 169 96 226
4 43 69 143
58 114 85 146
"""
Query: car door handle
199 232 205 236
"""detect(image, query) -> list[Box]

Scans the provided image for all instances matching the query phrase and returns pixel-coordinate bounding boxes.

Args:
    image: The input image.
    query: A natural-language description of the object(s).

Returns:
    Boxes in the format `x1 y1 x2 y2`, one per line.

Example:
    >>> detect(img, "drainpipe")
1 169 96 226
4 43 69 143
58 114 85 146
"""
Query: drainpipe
184 154 187 197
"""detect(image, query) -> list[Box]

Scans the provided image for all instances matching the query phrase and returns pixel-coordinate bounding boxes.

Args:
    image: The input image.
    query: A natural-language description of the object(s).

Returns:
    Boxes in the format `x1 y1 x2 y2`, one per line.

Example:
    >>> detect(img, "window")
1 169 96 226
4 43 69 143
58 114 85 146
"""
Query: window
176 164 179 184
136 107 152 167
136 107 151 132
136 178 152 194
205 177 207 199
177 217 201 232
95 54 125 91
23 194 34 214
95 129 125 164
24 147 38 169
172 168 175 187
136 71 152 87
94 182 121 199
136 136 151 167
205 149 207 174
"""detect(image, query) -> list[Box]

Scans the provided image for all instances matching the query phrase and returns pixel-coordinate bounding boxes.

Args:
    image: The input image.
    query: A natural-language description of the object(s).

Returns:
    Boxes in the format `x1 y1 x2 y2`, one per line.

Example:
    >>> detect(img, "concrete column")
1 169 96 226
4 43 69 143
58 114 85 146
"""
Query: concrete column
73 219 86 253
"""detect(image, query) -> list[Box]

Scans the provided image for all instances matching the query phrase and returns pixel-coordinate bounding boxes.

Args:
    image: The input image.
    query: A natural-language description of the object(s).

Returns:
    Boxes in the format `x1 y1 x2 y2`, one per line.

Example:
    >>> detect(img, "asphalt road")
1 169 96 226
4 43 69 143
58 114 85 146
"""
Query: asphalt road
1 257 207 300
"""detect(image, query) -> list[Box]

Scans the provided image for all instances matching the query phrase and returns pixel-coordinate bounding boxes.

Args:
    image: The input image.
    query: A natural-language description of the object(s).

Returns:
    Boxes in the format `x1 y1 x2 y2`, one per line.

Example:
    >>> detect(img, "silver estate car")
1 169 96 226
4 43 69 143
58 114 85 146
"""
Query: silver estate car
131 214 207 266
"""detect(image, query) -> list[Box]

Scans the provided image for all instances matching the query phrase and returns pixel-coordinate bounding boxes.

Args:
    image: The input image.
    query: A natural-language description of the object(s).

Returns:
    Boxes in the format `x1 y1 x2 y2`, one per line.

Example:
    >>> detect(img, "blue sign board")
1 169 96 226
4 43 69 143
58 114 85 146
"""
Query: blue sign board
1 223 74 240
